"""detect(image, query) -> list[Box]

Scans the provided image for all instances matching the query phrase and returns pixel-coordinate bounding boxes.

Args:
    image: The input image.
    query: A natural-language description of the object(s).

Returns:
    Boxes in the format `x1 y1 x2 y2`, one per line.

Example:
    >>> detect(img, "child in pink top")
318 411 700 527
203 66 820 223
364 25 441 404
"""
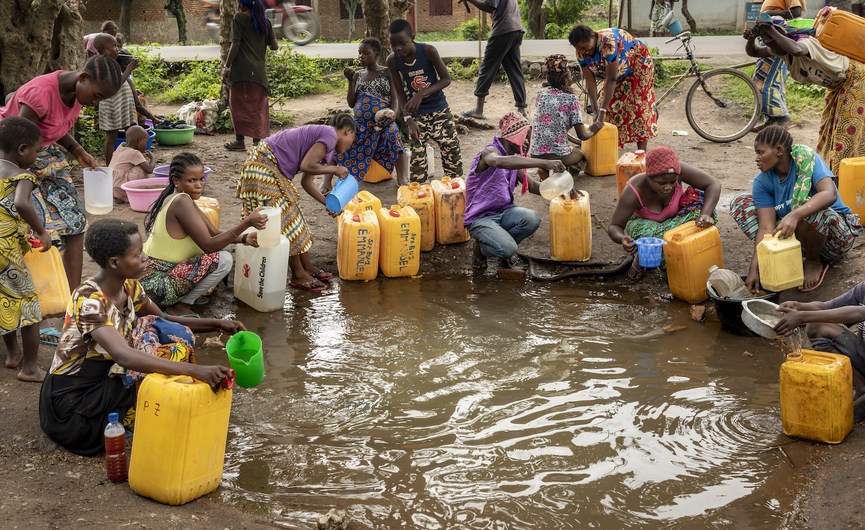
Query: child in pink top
109 125 154 201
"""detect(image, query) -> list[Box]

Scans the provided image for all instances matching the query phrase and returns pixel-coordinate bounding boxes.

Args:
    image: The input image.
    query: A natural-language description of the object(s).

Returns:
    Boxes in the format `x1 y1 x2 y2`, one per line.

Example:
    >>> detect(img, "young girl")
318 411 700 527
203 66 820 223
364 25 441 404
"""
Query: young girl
39 218 239 456
140 153 267 316
238 113 357 291
731 125 863 293
0 118 52 382
328 37 406 191
530 54 603 181
96 37 138 166
607 146 721 280
0 55 124 292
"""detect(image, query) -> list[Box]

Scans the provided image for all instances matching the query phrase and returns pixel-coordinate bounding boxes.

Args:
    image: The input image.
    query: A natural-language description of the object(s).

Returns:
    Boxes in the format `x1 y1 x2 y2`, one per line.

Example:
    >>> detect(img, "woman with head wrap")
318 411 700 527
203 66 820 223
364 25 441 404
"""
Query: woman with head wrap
530 54 603 181
223 0 279 152
464 112 567 270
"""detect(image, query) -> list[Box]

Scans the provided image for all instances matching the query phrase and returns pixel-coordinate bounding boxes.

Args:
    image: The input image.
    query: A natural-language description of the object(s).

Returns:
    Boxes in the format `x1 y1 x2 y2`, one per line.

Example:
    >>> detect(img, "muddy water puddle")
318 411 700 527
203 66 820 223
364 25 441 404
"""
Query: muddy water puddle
197 278 814 529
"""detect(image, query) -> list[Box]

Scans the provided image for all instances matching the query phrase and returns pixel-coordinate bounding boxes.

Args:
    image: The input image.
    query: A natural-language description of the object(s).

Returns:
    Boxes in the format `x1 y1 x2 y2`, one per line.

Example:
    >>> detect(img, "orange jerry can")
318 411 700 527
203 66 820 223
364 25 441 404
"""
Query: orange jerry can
814 7 865 64
838 157 865 220
780 350 853 444
194 196 220 228
337 208 380 281
23 240 70 316
397 182 435 252
581 123 618 176
616 150 646 197
430 176 470 245
663 221 723 303
550 194 592 261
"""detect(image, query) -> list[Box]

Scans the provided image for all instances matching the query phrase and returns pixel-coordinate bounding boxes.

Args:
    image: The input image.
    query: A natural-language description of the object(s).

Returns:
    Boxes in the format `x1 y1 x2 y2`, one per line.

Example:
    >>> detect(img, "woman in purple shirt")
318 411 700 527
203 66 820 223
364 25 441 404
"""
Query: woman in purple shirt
238 113 357 291
465 112 565 270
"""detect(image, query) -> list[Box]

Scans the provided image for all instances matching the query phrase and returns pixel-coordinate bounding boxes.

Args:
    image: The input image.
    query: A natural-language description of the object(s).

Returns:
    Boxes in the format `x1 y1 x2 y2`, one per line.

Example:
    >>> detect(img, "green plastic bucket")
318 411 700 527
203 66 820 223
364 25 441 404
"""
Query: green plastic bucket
787 18 814 29
225 331 265 388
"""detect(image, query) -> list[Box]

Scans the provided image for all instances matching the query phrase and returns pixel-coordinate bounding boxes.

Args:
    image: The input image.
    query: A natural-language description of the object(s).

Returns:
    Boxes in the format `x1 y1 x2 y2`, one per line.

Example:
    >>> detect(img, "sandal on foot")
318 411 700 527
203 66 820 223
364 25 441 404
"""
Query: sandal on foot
191 296 210 306
799 263 829 293
39 327 61 347
224 141 246 152
311 269 333 282
289 279 328 292
164 307 200 318
460 109 486 120
627 255 646 282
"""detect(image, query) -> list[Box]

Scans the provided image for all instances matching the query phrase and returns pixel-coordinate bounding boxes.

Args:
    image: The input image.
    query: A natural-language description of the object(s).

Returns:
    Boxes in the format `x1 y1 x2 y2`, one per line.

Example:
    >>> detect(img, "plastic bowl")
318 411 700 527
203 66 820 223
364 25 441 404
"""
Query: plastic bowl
634 237 666 268
121 177 169 212
707 280 780 336
741 299 783 340
788 18 814 29
153 164 211 183
113 128 156 151
153 125 196 146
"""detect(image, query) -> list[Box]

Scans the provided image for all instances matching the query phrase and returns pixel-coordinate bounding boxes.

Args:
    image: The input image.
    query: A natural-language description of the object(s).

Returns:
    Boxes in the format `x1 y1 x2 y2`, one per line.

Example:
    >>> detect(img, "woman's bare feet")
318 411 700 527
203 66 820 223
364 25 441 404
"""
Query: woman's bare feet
165 302 198 317
800 260 829 293
17 366 46 383
5 351 21 369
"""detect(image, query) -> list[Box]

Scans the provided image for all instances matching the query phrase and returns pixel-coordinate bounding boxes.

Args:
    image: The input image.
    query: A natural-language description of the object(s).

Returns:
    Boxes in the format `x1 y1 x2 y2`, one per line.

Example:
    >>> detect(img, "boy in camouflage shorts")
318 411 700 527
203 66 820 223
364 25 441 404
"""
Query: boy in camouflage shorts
387 19 463 182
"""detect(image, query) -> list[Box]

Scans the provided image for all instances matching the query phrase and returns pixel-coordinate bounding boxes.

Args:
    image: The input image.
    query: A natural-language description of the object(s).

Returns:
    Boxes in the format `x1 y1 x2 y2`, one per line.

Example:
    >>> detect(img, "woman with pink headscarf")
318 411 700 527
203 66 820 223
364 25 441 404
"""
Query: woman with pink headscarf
464 112 566 270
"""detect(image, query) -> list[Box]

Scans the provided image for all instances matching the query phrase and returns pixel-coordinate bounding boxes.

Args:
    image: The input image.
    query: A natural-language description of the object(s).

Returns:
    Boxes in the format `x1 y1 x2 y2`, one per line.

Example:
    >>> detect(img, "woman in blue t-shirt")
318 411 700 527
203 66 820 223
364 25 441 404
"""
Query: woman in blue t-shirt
731 126 863 293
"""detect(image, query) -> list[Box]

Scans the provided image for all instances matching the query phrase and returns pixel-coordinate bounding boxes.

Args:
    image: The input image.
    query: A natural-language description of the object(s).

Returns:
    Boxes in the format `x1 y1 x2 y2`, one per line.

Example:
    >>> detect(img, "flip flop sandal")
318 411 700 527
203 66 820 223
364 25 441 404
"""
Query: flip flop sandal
164 308 201 318
289 279 328 292
312 269 333 282
39 327 61 347
224 141 246 152
460 109 486 120
799 263 829 293
191 296 210 306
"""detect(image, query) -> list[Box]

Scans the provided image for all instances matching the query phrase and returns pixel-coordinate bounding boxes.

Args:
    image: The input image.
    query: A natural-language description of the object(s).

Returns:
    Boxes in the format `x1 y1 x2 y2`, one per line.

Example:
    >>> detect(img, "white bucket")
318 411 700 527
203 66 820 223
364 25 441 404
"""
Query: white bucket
234 230 290 312
257 207 282 248
83 168 114 215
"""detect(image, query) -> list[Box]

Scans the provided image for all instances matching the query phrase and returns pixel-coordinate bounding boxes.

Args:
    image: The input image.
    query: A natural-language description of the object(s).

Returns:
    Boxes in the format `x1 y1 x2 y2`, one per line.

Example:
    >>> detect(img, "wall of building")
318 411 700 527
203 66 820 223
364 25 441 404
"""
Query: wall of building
622 0 822 33
83 0 211 43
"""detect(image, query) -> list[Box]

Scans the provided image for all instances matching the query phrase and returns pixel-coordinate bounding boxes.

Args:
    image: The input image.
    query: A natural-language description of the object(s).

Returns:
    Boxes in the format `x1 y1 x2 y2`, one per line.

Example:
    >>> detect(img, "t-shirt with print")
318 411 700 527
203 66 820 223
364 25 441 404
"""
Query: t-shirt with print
752 148 851 218
788 38 849 88
530 88 583 157
49 278 149 375
0 71 82 146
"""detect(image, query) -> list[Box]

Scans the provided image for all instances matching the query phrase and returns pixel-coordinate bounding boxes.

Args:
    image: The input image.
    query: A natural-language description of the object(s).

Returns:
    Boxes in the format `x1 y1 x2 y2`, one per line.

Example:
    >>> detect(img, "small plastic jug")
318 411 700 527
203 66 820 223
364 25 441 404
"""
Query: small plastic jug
256 207 282 248
581 123 618 176
707 265 751 300
377 204 421 277
83 168 113 215
616 150 646 197
539 170 574 201
234 230 289 312
635 237 666 268
325 175 359 213
838 156 865 220
194 196 220 228
397 182 435 252
756 233 804 291
780 349 853 444
23 239 70 316
430 176 470 245
550 194 591 261
337 208 380 281
225 331 265 388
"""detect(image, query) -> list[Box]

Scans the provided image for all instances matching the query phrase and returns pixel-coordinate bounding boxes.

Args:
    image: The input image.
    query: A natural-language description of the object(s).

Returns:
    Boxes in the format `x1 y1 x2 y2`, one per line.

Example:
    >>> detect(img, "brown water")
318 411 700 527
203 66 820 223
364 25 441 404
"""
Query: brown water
199 277 812 529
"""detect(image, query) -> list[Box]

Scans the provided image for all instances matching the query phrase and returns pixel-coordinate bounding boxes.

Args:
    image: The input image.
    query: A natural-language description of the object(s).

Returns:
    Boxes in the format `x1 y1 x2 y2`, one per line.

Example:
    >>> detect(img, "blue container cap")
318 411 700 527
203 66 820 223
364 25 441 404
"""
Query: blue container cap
108 412 119 423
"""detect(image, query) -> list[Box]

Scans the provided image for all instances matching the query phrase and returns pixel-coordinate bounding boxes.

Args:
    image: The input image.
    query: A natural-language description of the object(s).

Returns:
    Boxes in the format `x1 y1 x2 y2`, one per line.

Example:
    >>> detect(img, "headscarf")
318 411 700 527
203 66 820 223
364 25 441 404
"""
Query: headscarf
645 146 681 177
498 111 531 193
240 0 268 36
544 54 568 74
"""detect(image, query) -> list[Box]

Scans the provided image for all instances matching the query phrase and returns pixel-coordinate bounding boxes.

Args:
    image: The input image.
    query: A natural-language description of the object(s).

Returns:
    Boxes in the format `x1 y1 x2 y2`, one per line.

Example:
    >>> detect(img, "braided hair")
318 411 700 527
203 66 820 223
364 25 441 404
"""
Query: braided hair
82 55 124 89
330 111 357 133
755 125 793 155
143 152 203 233
360 38 382 57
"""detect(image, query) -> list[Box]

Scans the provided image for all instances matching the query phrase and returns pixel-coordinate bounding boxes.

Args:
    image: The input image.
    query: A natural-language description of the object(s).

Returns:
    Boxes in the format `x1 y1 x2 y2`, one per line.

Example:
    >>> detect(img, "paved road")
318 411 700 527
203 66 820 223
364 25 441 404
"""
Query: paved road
149 35 750 64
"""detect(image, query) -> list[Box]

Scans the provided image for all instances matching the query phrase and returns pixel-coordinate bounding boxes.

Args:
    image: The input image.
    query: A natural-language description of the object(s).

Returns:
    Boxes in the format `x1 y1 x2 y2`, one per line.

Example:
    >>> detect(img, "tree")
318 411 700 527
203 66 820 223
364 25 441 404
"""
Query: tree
164 0 188 44
524 0 545 39
218 0 238 112
363 0 391 60
119 0 134 41
681 0 696 33
0 0 86 98
342 0 362 41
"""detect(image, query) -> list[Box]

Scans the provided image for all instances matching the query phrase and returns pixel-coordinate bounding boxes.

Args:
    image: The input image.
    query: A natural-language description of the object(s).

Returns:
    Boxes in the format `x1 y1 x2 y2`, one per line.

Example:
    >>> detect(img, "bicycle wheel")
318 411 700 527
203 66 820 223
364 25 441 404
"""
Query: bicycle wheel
685 67 760 143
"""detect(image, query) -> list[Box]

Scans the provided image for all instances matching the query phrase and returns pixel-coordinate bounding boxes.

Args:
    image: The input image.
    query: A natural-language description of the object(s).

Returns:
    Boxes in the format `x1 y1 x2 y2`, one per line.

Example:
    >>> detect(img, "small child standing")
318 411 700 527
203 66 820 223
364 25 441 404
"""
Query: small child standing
0 117 52 382
387 19 463 183
110 125 154 202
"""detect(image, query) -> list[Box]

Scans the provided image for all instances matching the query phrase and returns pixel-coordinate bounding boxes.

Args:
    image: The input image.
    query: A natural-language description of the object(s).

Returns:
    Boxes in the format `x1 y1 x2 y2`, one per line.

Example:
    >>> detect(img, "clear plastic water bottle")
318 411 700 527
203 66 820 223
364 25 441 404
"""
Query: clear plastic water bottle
707 265 752 300
104 412 128 483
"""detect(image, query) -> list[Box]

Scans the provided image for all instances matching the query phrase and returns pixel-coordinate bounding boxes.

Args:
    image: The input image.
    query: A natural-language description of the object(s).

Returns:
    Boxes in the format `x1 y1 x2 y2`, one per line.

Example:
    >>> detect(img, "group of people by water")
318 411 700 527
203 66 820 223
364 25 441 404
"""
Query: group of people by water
0 0 864 456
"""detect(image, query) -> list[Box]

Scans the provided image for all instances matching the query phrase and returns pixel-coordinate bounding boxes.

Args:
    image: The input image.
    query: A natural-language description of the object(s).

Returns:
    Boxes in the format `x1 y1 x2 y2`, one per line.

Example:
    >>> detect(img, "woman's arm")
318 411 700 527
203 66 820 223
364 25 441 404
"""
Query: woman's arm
573 121 603 141
18 103 97 169
598 61 618 123
222 42 240 82
744 30 775 58
388 70 400 112
581 65 600 121
168 194 262 253
267 24 279 51
90 325 231 387
679 162 721 226
607 186 641 252
127 78 158 122
346 71 358 108
13 179 52 249
298 142 349 211
776 177 837 237
139 298 245 334
745 206 779 292
758 23 809 57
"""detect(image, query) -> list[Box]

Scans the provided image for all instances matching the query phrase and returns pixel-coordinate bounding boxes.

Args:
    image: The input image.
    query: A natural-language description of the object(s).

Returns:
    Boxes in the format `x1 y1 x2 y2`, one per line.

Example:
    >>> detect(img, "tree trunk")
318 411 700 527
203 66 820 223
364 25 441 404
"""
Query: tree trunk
681 0 696 33
165 0 188 44
389 0 408 19
119 0 133 41
525 0 545 39
364 0 391 60
0 0 86 98
218 0 237 112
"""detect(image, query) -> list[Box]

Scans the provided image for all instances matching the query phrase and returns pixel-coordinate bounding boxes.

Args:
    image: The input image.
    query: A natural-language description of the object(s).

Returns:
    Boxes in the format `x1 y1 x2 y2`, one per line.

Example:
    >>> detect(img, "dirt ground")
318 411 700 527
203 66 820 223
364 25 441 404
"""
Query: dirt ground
1 77 863 529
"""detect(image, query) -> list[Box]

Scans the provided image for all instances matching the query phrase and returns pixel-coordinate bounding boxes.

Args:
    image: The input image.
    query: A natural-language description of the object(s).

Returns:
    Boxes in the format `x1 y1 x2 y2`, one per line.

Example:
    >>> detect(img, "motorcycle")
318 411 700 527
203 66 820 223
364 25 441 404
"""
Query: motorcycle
200 0 319 46
263 0 319 46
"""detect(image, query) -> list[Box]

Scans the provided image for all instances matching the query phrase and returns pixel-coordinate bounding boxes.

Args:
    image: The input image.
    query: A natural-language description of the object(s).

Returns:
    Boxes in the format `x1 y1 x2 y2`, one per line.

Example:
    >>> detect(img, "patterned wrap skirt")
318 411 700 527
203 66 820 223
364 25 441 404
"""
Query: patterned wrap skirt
730 193 863 263
817 61 865 175
335 92 402 180
237 141 313 256
139 252 220 307
31 145 86 238
605 45 658 148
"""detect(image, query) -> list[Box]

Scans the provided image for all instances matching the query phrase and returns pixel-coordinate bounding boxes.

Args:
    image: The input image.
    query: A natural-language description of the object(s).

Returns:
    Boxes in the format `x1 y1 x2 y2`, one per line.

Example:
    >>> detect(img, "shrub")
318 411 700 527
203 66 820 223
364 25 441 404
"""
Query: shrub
457 19 490 41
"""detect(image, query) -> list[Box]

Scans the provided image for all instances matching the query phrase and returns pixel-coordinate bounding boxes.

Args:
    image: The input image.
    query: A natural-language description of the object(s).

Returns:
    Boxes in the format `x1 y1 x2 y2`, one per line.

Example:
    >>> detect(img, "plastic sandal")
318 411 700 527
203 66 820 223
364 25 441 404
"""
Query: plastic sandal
39 327 61 347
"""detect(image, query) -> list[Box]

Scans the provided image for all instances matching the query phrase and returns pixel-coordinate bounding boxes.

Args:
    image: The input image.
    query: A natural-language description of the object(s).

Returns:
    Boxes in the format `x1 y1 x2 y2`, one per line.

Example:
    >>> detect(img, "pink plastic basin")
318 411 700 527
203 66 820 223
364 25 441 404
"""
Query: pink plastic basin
121 177 169 212
153 165 211 182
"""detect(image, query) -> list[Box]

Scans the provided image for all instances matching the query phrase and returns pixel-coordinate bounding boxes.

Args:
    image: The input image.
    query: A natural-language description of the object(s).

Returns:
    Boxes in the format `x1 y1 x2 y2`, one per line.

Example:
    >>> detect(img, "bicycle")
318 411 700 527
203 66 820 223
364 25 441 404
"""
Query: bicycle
569 31 761 144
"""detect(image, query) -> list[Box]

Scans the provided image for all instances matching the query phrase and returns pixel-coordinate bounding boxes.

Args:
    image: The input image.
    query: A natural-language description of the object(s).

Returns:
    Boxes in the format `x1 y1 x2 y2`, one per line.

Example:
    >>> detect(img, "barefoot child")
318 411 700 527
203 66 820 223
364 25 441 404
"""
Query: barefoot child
40 218 239 455
731 125 863 293
109 125 154 202
0 118 51 382
387 19 463 183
